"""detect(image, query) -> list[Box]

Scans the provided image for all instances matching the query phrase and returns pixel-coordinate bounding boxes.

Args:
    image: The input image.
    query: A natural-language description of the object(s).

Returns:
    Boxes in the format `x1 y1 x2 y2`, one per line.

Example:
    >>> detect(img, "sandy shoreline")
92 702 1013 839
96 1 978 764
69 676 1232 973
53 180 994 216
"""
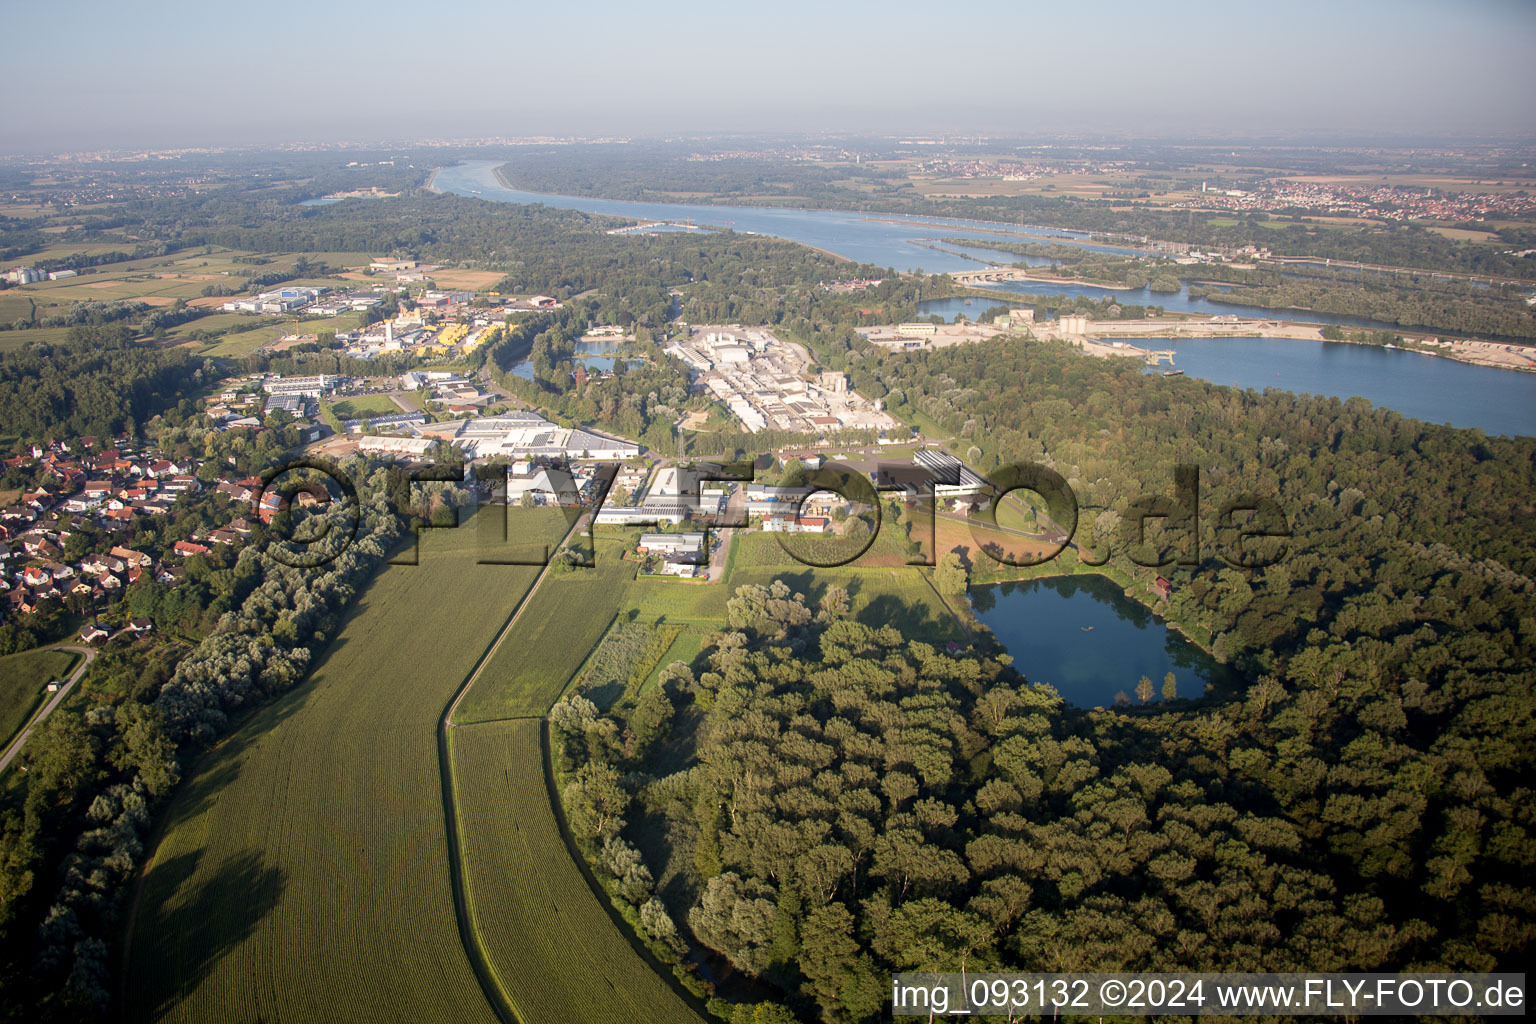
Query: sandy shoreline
1057 320 1536 374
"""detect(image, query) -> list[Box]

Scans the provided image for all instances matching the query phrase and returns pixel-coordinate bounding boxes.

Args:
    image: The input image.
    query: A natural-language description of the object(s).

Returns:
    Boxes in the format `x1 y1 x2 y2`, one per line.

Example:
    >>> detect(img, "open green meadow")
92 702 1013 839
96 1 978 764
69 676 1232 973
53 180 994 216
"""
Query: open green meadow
452 543 638 724
126 513 566 1024
0 648 79 748
330 394 402 419
640 629 705 692
620 575 729 623
449 720 703 1024
728 519 912 569
192 324 291 357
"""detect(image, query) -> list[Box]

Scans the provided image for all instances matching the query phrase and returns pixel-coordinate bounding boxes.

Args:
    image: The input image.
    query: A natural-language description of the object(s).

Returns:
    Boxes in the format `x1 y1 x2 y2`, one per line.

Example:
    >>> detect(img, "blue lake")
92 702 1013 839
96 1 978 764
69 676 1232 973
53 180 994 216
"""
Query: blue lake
1122 337 1536 437
508 339 623 380
970 575 1232 708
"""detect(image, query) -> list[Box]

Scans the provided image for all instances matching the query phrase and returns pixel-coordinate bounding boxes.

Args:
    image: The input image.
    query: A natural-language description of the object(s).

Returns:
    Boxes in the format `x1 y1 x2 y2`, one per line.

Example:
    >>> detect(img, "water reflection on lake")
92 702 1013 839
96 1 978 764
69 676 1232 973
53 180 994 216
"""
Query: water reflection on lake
970 574 1233 708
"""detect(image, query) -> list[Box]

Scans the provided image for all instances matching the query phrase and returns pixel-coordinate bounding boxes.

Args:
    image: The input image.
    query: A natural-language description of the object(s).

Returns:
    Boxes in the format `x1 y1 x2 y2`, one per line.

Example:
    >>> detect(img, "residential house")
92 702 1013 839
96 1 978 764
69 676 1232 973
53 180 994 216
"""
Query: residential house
82 555 123 575
21 534 58 558
761 513 829 534
110 547 152 568
217 480 256 502
656 553 701 577
78 624 110 644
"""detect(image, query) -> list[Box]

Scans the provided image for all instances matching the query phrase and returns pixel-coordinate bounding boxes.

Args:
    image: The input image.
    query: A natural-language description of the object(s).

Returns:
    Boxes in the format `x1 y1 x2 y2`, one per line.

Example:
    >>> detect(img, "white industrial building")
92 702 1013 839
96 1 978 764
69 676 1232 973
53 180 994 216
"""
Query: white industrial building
594 504 689 526
455 413 639 461
358 435 436 457
223 286 326 314
636 533 706 558
263 374 347 398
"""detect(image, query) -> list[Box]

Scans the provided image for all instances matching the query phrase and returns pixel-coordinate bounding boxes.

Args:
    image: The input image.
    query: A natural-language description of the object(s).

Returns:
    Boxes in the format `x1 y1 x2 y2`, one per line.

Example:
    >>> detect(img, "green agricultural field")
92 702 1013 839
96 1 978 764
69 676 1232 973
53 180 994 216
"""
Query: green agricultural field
34 271 215 305
10 241 139 260
0 293 34 325
165 312 264 339
620 576 729 624
125 512 567 1024
308 252 376 268
330 394 402 419
728 520 910 570
0 648 79 748
452 544 637 723
726 531 801 569
0 326 77 352
194 325 291 357
449 720 703 1024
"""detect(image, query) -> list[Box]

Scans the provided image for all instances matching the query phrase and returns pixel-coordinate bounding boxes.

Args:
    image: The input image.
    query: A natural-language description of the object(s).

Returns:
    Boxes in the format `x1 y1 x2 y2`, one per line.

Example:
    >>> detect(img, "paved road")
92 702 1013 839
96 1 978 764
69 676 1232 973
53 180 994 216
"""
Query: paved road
705 527 735 582
386 390 419 414
0 645 96 774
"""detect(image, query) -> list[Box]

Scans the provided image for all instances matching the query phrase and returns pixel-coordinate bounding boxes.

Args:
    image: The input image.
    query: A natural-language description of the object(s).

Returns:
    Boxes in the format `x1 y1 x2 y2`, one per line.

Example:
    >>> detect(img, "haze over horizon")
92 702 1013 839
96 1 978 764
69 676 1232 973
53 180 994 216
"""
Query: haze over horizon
4 0 1535 153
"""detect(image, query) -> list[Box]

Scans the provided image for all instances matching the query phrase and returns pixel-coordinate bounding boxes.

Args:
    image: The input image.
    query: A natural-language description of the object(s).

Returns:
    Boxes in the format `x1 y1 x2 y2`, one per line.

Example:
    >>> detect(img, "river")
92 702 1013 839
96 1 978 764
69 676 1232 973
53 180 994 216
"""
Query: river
430 161 1536 436
429 161 1136 271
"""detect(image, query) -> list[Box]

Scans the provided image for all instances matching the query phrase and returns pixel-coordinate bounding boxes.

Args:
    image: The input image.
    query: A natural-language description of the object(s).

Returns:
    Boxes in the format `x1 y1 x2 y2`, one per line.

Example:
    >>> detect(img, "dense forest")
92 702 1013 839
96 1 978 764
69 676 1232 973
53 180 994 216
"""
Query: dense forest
0 325 209 442
558 340 1536 1022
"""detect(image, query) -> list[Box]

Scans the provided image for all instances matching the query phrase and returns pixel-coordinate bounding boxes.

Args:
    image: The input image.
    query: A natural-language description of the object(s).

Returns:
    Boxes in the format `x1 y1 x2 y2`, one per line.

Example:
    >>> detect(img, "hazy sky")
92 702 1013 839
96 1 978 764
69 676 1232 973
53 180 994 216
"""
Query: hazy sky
4 0 1534 151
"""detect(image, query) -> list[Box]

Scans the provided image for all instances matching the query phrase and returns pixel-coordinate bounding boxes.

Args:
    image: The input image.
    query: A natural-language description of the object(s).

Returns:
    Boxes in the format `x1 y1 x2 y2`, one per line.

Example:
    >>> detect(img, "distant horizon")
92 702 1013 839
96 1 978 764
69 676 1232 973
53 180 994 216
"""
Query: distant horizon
4 127 1536 161
4 0 1533 155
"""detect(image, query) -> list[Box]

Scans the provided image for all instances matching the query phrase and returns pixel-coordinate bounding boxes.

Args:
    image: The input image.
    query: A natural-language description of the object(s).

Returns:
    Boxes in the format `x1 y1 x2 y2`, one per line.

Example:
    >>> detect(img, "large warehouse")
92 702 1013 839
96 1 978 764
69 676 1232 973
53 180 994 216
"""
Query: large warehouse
447 412 640 461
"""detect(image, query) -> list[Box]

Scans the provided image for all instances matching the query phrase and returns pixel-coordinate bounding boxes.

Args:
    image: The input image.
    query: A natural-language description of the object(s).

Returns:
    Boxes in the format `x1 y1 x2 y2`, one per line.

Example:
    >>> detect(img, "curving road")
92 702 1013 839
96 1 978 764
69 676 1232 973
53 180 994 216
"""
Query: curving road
0 645 96 774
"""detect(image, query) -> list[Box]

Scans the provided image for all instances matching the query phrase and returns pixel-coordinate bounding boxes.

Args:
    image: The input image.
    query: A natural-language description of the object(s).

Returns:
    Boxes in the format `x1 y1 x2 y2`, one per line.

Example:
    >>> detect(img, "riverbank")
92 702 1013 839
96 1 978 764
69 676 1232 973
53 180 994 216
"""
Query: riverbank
1062 323 1536 374
945 288 1536 375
